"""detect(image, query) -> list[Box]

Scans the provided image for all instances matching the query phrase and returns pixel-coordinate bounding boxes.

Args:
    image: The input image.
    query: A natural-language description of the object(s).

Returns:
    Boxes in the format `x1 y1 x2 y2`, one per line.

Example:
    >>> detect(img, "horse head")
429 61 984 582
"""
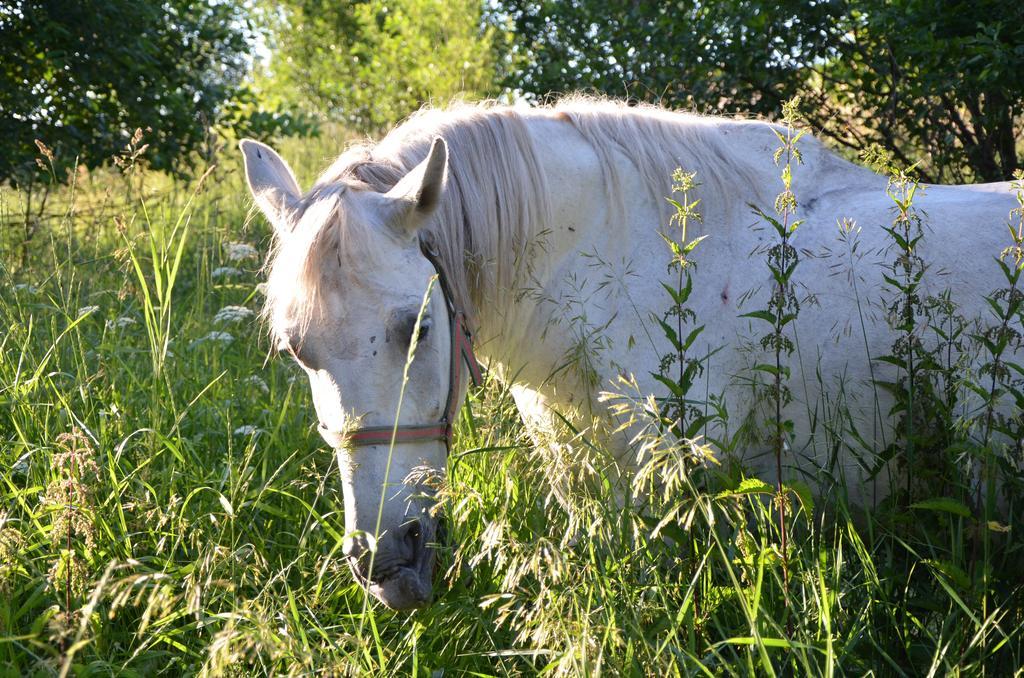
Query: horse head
241 137 461 610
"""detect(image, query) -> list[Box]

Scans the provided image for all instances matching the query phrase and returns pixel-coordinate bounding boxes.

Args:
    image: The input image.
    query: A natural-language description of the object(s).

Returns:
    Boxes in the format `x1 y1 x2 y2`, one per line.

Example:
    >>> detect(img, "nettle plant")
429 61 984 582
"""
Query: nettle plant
972 170 1024 525
871 154 936 503
869 150 982 509
643 168 718 632
854 160 1024 664
745 98 805 471
652 168 711 441
741 98 810 606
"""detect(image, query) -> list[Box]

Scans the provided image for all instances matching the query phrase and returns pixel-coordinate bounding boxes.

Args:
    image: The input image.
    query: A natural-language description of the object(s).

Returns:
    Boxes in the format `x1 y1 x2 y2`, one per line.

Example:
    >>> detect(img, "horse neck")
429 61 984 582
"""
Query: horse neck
440 111 833 367
450 115 617 370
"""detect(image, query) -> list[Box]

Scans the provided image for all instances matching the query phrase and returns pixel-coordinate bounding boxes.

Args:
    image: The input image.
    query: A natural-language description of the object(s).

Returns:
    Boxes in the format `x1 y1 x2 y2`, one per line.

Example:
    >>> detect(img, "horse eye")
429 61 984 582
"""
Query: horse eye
391 312 432 347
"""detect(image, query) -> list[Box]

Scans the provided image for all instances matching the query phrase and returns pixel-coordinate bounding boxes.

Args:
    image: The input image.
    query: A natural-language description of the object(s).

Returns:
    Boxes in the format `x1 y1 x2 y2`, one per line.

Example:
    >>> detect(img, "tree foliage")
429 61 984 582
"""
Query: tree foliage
0 0 299 186
495 0 1024 182
263 0 500 133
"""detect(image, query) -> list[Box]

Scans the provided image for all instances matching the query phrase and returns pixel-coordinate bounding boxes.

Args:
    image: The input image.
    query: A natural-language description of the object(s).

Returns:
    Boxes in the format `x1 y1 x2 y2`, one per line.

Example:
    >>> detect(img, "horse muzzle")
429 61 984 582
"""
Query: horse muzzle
344 517 437 610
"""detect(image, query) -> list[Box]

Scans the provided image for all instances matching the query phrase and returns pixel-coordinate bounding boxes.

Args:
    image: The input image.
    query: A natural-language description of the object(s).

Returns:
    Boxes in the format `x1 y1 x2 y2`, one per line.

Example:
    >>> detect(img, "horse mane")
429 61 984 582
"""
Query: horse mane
265 95 769 331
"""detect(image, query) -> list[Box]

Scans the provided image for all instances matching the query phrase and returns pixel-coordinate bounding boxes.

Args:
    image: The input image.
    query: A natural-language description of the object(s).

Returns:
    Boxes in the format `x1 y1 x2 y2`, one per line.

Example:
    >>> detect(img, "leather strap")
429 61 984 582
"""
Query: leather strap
318 238 482 451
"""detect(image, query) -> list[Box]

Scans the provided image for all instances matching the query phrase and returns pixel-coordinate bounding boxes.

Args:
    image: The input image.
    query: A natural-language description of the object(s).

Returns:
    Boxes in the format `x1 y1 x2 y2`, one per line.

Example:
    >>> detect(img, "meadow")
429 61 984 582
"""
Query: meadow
2 124 1023 677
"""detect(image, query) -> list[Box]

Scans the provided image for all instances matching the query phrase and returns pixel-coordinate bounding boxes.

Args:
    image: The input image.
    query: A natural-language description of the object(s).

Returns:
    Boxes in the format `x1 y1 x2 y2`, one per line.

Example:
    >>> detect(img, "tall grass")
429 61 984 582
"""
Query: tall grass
1 126 1022 677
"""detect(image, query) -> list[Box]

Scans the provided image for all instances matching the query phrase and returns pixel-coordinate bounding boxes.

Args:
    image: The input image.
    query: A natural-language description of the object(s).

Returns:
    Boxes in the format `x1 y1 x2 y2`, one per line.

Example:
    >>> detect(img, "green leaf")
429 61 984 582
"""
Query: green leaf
910 497 972 518
682 234 709 254
889 231 909 250
785 480 814 513
656 318 681 351
740 310 777 324
652 373 686 397
682 325 704 351
716 477 774 500
751 363 786 377
660 281 685 306
922 559 971 591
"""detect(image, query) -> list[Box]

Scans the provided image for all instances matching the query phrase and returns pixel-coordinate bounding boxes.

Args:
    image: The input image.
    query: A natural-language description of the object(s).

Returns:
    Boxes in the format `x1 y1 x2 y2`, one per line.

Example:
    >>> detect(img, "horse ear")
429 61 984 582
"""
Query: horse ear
239 139 302 233
382 137 448 237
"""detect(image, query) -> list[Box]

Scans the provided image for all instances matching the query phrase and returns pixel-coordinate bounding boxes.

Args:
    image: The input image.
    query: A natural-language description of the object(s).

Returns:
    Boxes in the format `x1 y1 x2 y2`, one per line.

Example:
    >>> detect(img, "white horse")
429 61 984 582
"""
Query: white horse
240 97 1017 609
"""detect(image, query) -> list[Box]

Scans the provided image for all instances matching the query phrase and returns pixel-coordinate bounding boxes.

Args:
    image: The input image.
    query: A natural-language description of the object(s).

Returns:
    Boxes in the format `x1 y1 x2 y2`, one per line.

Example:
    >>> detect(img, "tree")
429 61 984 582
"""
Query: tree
820 0 1024 182
493 0 1024 182
0 0 265 186
263 0 500 133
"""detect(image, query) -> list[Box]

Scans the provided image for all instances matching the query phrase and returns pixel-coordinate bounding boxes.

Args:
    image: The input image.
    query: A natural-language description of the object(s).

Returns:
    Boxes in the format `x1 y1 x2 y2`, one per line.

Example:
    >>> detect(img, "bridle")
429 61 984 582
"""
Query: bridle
317 237 483 452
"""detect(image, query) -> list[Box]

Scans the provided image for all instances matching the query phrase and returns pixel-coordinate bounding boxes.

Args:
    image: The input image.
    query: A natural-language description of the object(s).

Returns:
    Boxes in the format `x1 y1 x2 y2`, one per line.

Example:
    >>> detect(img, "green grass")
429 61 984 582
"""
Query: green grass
1 132 1023 677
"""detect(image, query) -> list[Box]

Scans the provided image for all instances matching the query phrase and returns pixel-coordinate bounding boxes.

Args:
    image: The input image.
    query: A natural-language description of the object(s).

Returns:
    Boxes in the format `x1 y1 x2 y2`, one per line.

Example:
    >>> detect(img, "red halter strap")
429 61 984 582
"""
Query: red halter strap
317 239 483 451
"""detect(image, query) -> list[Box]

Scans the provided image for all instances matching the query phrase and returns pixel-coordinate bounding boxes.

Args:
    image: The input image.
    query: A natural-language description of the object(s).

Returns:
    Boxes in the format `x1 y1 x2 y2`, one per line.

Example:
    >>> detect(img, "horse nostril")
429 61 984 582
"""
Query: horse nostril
400 519 423 561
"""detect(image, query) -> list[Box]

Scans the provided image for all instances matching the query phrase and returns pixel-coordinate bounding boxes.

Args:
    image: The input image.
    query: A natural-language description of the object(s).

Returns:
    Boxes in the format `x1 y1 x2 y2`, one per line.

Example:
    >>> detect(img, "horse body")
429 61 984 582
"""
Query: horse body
241 98 1017 609
474 109 1014 499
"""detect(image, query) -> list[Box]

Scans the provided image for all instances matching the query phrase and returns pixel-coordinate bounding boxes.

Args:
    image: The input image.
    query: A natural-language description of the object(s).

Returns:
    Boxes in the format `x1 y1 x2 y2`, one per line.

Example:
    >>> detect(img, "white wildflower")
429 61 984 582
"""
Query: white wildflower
14 283 38 294
242 375 269 394
233 425 263 437
224 242 259 262
77 305 100 317
214 305 254 324
190 331 234 348
105 316 137 330
212 266 242 280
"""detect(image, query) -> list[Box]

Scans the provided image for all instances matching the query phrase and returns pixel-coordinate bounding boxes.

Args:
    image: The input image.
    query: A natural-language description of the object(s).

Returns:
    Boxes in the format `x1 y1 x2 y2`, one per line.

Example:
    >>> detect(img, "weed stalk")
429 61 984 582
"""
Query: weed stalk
653 169 708 440
881 159 927 503
971 169 1024 632
744 97 807 620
